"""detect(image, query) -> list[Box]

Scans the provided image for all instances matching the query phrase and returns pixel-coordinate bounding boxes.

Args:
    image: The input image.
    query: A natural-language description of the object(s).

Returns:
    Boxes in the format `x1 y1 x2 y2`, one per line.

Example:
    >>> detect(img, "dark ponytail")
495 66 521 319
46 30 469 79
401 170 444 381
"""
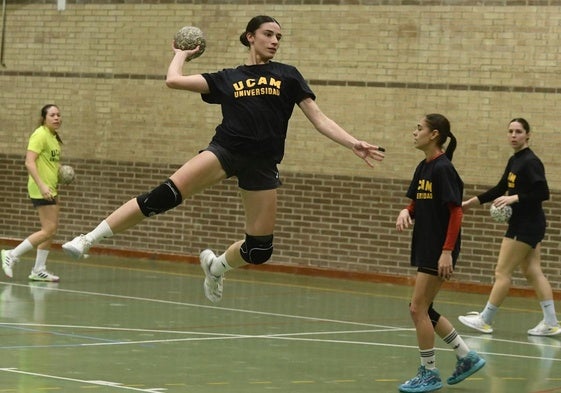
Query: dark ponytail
425 113 455 160
446 133 457 161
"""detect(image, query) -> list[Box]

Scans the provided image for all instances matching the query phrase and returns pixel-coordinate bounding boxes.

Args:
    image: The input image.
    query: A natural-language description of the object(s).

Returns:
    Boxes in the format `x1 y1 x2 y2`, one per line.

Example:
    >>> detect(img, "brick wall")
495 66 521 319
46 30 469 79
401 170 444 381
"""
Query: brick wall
2 153 560 290
1 1 561 290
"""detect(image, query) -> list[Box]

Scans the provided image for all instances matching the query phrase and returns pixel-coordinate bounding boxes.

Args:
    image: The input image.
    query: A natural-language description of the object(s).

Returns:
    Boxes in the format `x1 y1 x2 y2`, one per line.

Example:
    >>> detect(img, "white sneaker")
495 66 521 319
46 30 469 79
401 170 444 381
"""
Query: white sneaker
62 235 92 259
528 320 561 336
1 249 18 278
28 269 60 282
458 312 493 334
199 249 223 303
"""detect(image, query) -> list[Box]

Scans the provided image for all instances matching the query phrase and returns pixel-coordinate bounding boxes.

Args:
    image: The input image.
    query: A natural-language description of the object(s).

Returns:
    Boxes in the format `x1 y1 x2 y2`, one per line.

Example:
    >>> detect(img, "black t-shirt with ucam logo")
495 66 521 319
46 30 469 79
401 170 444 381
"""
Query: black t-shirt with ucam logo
406 154 464 269
201 61 315 163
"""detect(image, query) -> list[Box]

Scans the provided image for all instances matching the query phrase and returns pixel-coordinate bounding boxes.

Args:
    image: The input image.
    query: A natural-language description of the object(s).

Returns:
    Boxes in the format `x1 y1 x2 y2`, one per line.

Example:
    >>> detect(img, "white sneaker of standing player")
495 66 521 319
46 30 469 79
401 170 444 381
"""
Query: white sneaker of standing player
199 249 224 303
1 249 18 278
62 235 92 259
458 311 494 334
528 320 561 336
28 269 60 282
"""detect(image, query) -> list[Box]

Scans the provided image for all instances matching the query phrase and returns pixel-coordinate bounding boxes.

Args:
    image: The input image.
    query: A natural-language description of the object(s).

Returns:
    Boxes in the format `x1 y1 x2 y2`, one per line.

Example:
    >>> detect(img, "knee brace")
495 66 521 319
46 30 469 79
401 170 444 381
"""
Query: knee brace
240 233 273 265
136 179 183 217
408 302 441 328
428 303 441 328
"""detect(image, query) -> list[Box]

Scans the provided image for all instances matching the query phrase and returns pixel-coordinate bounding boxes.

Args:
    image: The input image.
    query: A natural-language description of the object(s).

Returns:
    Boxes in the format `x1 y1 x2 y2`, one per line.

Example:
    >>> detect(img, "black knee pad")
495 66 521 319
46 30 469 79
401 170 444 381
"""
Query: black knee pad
408 302 441 328
240 233 273 265
428 303 441 327
136 179 183 217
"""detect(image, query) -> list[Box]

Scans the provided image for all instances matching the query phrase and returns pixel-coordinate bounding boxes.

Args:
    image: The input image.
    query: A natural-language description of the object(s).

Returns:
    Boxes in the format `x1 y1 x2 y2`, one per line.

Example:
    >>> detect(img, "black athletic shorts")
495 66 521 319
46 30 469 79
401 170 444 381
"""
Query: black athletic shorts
504 228 543 249
204 142 282 191
416 262 458 277
417 266 439 276
503 217 545 249
30 196 58 207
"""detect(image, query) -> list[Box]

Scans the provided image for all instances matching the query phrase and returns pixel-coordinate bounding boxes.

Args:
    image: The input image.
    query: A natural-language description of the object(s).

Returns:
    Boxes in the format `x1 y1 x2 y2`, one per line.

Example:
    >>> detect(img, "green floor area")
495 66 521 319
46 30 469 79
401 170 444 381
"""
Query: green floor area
0 247 560 392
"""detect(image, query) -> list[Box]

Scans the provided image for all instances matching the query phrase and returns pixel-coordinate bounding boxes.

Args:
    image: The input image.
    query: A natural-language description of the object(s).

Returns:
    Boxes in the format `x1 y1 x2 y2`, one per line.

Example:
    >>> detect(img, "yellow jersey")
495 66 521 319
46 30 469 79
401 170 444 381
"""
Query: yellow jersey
27 125 61 199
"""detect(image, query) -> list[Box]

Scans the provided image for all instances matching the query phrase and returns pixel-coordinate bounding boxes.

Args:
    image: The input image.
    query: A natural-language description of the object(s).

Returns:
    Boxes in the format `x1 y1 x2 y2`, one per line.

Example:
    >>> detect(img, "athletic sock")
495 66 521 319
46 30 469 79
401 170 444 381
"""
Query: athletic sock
443 329 470 358
210 253 233 276
540 300 558 326
11 238 34 258
33 249 49 272
420 348 436 370
87 220 114 244
480 301 498 325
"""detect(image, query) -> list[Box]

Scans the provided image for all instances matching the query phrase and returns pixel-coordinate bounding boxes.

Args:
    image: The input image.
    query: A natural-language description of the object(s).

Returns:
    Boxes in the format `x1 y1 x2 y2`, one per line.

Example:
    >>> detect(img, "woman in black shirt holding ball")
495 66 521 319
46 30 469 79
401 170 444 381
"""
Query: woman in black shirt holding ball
61 15 385 303
459 118 560 336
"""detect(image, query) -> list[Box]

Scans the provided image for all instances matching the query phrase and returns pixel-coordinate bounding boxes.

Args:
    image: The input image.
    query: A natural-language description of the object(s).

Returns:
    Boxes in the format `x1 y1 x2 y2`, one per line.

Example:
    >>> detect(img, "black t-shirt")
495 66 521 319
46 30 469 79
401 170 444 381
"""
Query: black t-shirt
477 147 549 230
201 62 315 162
406 154 464 267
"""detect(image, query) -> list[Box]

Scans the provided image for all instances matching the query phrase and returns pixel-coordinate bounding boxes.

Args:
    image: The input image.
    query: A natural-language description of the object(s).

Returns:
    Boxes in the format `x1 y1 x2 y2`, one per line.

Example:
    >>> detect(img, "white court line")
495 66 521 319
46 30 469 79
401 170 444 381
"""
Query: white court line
1 284 558 363
0 293 558 393
0 368 164 391
0 324 409 348
0 282 399 329
1 322 557 363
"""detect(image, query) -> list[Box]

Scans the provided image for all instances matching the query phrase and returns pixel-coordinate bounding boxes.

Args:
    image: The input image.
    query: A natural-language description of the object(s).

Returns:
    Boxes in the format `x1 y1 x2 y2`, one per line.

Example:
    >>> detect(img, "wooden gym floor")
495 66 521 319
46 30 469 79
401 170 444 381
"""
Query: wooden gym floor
0 244 559 393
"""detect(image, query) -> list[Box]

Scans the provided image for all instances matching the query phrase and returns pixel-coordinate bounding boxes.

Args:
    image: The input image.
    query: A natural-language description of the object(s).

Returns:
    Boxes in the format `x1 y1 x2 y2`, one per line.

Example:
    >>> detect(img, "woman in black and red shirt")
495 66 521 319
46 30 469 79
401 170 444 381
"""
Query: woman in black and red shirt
396 114 485 393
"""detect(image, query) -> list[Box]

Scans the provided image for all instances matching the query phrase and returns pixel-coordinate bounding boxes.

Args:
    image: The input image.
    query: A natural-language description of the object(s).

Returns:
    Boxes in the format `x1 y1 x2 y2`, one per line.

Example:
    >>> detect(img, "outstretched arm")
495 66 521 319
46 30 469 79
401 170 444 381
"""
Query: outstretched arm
462 196 480 212
298 97 385 167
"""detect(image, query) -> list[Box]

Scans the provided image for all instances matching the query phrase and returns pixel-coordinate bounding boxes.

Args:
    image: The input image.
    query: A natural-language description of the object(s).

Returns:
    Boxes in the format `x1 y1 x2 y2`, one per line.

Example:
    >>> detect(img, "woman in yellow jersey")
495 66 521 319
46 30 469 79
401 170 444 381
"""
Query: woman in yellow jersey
1 104 64 282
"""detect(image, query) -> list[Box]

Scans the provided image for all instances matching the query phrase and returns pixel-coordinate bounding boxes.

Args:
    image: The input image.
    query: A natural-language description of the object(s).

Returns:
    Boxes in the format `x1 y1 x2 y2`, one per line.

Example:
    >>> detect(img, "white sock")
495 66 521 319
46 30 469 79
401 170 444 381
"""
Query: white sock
540 300 558 326
11 238 34 259
420 348 436 370
33 249 49 272
480 302 498 325
443 329 470 358
210 253 233 276
86 220 114 244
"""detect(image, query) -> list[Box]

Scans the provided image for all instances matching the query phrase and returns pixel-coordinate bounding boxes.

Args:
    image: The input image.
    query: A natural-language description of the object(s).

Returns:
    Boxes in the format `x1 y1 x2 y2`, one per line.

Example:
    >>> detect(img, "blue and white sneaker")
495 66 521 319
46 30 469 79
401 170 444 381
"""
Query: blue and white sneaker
447 350 486 385
399 366 443 392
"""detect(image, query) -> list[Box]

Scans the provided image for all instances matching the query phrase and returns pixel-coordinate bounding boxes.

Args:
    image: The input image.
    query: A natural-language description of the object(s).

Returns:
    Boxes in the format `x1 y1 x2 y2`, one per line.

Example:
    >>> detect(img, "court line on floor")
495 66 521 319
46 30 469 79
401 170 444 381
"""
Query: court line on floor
0 282 404 329
1 321 558 363
0 368 165 392
14 256 546 314
0 323 125 344
1 282 557 361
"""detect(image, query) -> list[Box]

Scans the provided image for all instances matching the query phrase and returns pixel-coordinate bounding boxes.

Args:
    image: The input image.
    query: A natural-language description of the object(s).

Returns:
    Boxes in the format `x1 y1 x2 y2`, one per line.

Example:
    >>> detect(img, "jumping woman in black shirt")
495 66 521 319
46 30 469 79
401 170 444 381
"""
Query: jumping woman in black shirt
61 15 385 303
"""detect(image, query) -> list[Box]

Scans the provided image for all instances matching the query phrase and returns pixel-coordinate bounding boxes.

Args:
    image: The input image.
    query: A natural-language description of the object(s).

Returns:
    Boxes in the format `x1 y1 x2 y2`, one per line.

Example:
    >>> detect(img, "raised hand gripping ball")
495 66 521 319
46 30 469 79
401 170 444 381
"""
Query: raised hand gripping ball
58 165 76 185
173 26 206 61
490 204 512 223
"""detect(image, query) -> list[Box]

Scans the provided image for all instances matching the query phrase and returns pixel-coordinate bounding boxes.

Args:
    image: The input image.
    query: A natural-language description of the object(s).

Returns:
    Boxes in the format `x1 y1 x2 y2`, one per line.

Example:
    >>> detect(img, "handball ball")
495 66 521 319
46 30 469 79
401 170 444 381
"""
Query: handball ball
173 26 206 61
58 165 75 185
490 204 512 223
